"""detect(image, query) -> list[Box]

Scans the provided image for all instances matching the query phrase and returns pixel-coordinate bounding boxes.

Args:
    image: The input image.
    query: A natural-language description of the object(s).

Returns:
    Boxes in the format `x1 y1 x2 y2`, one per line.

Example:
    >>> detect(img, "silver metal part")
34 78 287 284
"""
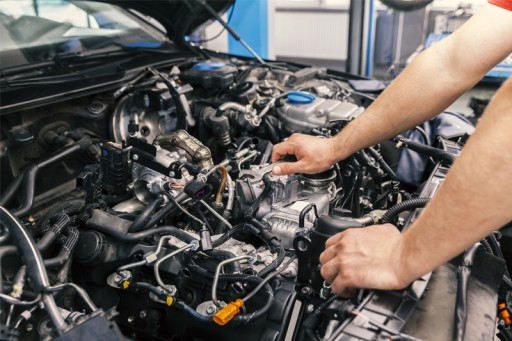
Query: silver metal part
236 164 336 249
212 255 253 307
277 96 364 133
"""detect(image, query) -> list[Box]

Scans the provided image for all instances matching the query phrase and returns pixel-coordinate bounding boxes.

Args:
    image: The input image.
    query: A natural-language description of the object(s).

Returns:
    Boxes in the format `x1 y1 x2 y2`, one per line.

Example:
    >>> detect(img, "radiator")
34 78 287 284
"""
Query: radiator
274 11 349 60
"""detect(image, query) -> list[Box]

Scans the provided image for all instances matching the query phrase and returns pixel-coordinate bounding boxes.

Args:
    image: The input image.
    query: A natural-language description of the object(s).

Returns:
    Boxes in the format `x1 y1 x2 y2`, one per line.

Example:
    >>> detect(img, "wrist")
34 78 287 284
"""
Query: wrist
329 134 350 163
394 232 419 288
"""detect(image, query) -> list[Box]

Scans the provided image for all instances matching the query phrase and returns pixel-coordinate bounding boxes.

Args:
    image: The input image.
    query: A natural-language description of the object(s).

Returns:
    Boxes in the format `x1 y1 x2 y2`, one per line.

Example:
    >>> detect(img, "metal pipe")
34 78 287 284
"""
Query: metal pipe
117 236 173 272
212 255 253 307
199 200 233 230
154 242 197 293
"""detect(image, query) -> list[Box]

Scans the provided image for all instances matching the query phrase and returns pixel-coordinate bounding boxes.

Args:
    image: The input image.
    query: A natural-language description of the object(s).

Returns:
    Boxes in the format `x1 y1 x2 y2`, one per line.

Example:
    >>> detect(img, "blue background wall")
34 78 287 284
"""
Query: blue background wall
228 0 268 59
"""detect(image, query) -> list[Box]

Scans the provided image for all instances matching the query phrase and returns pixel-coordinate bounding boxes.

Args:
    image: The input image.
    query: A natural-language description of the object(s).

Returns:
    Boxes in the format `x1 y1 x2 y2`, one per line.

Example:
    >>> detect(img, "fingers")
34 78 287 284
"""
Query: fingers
330 277 356 298
320 258 339 284
271 133 302 163
272 160 307 175
325 231 345 248
321 258 356 298
271 141 295 163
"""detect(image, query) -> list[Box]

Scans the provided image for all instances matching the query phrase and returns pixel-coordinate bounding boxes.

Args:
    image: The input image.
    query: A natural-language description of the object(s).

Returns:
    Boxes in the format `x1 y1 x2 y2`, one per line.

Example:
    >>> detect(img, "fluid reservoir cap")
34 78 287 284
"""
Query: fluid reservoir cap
193 62 225 71
287 92 316 104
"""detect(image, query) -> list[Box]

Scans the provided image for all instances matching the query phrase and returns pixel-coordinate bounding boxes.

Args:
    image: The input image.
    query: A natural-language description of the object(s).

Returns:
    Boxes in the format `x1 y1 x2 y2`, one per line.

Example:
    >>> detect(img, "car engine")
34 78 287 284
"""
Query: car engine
0 59 507 341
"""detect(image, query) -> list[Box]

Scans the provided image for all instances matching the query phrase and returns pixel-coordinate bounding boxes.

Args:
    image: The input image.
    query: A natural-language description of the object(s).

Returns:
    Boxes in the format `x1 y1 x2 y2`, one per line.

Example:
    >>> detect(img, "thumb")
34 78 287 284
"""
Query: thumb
272 160 305 175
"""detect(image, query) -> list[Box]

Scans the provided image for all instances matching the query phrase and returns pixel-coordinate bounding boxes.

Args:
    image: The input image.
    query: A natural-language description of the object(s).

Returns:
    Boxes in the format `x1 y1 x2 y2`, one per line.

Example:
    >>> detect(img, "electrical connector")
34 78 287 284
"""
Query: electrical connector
499 303 511 326
213 299 244 326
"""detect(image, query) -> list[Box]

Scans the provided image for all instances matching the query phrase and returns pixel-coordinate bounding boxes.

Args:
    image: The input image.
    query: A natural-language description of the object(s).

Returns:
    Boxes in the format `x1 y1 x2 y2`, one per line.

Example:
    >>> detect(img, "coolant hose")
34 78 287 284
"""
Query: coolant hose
3 138 93 217
0 206 68 333
86 209 197 243
128 196 165 233
380 198 430 224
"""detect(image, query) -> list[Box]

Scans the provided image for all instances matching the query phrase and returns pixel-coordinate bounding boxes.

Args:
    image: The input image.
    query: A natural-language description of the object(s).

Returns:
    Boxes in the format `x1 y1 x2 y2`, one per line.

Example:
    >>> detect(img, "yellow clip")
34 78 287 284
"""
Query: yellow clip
122 281 131 289
166 296 174 306
213 299 244 326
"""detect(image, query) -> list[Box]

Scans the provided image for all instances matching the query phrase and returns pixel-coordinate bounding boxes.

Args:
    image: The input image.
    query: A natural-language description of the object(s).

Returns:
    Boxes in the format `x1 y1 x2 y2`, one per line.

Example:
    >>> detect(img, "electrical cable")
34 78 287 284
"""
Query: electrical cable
380 198 430 224
243 255 297 303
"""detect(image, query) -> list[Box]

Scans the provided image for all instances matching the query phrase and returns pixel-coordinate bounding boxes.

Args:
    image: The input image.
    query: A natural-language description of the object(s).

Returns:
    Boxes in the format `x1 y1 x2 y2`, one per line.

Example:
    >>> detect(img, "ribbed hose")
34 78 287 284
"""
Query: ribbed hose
380 198 430 224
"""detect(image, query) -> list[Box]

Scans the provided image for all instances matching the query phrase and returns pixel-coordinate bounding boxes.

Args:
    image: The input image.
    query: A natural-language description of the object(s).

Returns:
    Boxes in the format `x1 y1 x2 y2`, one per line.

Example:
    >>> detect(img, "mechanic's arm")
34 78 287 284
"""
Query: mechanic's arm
319 77 512 295
272 3 512 175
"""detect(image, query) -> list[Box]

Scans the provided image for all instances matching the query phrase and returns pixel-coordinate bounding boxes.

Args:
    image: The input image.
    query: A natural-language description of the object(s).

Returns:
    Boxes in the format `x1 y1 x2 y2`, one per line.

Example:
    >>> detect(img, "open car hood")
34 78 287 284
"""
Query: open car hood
87 0 234 43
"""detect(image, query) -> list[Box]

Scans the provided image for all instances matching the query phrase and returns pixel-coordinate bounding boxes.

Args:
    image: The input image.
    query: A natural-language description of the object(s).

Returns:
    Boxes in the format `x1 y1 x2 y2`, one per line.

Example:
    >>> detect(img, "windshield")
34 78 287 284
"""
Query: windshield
0 0 176 69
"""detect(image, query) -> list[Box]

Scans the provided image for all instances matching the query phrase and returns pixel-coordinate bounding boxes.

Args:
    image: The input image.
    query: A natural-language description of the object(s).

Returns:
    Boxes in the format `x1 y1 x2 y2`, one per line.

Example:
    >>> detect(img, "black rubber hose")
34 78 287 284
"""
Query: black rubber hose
44 227 79 268
8 138 92 217
394 135 456 166
37 213 70 252
86 209 197 243
212 224 245 248
246 220 285 278
0 206 68 333
142 192 188 229
0 173 23 206
380 198 430 224
367 146 396 178
454 243 480 341
128 197 165 233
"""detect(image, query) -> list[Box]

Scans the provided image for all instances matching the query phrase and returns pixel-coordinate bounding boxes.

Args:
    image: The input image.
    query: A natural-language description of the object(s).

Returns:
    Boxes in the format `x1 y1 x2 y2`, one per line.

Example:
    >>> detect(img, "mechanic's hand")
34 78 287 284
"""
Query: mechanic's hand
319 224 411 297
271 133 338 175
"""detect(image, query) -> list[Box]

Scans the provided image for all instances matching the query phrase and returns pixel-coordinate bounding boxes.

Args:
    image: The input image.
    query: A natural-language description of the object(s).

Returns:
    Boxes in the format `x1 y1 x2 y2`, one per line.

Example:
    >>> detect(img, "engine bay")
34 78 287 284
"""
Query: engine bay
0 58 507 341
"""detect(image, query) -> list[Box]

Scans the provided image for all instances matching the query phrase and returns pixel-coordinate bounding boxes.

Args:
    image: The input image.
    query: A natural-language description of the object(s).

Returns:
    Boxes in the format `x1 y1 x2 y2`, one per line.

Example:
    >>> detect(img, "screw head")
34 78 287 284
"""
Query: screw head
127 316 135 323
139 311 147 319
114 275 122 283
133 154 139 161
206 305 216 314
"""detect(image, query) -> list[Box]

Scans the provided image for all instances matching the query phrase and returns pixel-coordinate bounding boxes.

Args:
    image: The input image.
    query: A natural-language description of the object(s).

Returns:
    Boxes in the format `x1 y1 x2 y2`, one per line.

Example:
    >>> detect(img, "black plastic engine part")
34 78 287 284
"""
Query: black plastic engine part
74 230 114 265
294 215 363 294
180 62 237 90
100 142 131 196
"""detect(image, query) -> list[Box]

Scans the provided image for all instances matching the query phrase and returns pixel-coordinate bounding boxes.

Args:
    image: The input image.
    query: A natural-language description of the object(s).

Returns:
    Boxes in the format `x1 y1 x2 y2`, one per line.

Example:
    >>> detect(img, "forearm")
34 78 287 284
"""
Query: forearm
399 78 512 282
332 48 472 160
331 4 512 162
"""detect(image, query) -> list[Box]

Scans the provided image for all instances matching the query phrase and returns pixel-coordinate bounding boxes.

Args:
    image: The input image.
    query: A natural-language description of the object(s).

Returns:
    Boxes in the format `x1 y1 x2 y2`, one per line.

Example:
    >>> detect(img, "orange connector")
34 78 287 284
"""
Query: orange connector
213 299 244 326
499 303 512 326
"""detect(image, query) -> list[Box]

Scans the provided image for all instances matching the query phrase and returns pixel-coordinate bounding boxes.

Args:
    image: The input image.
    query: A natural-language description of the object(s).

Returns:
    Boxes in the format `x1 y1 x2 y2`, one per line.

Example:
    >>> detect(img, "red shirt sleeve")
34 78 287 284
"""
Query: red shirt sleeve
489 0 512 10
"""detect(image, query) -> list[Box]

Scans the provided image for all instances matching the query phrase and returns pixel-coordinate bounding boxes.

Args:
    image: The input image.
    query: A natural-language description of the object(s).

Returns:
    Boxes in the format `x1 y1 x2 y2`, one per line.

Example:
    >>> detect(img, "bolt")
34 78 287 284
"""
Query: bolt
127 316 135 324
133 154 139 161
139 311 147 319
114 275 122 283
206 305 216 314
26 324 33 332
301 286 312 295
169 171 175 177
